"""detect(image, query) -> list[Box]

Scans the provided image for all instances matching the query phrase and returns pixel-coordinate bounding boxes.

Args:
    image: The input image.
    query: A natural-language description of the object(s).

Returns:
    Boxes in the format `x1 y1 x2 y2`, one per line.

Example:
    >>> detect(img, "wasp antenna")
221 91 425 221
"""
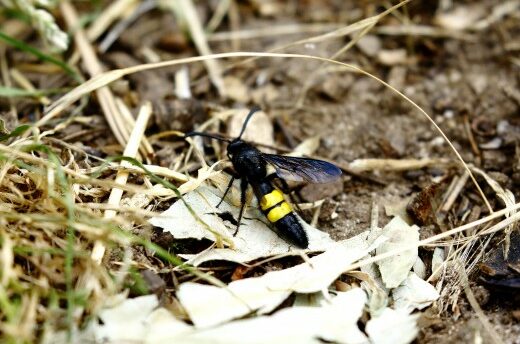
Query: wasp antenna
185 131 231 143
237 105 261 140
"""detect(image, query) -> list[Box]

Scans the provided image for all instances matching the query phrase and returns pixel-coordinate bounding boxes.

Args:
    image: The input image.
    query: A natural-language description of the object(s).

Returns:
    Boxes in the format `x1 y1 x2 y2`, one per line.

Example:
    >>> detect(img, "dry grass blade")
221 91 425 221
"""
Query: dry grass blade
0 145 150 196
98 0 156 53
86 0 139 41
162 0 225 96
100 163 189 183
205 0 232 33
458 264 505 344
10 68 51 105
281 0 411 48
91 102 152 264
296 20 377 107
471 167 516 256
348 158 452 172
59 1 130 149
114 97 155 162
472 0 520 30
374 24 475 39
208 23 343 41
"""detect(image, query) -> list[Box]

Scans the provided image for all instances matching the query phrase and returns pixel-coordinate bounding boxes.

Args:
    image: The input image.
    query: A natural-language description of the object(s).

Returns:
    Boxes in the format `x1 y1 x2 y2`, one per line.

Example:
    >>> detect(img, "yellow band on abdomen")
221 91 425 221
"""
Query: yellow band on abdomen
267 202 292 223
260 189 285 211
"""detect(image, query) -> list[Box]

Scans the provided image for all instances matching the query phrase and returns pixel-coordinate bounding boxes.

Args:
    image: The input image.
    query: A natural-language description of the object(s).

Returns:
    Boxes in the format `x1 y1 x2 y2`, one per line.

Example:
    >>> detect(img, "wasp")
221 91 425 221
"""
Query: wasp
185 106 342 248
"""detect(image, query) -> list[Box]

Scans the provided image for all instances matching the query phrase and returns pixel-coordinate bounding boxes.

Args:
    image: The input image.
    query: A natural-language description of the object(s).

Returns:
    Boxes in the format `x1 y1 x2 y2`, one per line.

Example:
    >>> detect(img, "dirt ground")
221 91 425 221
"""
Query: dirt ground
1 0 520 343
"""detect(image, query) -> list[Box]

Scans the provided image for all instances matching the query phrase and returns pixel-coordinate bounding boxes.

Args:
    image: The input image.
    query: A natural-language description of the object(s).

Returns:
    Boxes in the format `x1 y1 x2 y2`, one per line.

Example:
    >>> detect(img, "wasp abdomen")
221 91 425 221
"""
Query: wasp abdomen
258 188 309 248
272 213 308 248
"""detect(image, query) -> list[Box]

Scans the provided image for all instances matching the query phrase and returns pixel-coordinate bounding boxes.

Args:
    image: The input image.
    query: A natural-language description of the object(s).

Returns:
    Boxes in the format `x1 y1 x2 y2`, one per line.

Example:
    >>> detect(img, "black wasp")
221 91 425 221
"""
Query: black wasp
185 106 342 248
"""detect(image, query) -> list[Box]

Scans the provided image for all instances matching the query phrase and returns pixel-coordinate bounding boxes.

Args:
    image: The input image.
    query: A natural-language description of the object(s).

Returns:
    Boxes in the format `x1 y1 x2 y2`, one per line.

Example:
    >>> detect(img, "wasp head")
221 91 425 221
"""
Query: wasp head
226 139 247 160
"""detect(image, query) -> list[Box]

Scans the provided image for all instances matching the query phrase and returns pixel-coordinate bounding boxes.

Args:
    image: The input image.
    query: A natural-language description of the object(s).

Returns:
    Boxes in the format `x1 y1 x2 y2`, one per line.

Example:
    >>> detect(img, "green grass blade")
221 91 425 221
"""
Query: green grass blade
0 31 82 82
0 124 30 142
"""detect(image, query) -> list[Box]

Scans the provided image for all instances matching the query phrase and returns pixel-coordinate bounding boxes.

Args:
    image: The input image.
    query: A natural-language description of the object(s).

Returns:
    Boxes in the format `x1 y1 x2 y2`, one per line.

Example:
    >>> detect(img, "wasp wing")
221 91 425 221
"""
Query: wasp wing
263 154 342 183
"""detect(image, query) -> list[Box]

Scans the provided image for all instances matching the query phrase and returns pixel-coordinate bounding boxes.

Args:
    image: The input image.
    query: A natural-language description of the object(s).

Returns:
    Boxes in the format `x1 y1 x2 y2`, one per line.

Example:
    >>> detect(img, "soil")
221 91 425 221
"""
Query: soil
1 0 519 342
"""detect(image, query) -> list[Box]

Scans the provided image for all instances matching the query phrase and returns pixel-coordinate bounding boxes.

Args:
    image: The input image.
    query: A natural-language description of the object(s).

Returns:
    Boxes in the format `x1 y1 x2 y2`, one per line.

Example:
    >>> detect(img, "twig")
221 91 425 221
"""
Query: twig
441 171 469 213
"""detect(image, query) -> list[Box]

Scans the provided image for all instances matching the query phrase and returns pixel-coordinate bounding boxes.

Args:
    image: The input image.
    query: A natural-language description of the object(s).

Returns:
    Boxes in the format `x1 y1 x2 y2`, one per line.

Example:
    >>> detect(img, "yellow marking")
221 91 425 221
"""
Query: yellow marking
267 202 292 223
260 189 285 211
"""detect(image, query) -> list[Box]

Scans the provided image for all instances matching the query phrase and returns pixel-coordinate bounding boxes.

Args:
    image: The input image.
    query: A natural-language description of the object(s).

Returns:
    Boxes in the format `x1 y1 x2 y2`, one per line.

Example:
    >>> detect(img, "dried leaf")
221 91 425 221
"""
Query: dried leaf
431 247 445 282
366 307 419 344
92 295 192 343
376 216 420 288
150 185 336 264
349 270 388 316
177 232 378 327
392 272 440 312
180 288 368 344
94 295 159 342
413 257 427 280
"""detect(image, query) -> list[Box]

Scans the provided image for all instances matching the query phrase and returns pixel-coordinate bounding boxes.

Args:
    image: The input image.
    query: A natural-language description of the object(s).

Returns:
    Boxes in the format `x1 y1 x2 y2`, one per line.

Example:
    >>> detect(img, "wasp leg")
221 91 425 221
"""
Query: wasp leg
216 175 236 208
233 178 248 237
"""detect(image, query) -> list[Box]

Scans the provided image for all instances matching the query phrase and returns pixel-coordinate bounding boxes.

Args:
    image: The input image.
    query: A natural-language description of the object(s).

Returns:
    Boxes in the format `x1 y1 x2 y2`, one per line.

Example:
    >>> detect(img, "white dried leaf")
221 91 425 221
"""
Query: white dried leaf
92 295 192 343
180 288 368 344
265 232 374 294
177 232 378 328
376 216 420 288
177 279 291 328
90 290 370 343
144 308 193 343
413 257 427 280
431 247 445 282
392 272 440 312
94 295 158 342
150 185 336 265
366 307 419 344
149 185 232 242
350 270 388 316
